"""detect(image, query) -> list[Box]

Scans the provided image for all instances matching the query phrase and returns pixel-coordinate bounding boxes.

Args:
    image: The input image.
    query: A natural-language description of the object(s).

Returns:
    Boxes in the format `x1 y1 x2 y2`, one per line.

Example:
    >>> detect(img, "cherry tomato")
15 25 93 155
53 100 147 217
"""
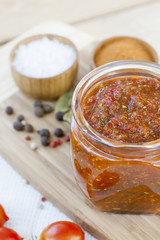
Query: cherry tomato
40 221 84 240
0 227 23 240
0 205 9 226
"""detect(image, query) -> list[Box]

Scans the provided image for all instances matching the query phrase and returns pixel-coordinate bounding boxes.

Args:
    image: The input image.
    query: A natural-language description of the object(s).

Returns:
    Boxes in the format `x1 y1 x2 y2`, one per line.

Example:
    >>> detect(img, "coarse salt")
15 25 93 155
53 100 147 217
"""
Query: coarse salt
12 37 76 78
30 142 38 150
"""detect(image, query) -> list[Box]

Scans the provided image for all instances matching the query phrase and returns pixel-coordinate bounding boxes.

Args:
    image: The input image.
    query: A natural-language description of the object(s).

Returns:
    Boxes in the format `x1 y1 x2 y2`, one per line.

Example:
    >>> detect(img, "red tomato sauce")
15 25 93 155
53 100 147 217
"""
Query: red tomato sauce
82 76 160 143
71 75 160 213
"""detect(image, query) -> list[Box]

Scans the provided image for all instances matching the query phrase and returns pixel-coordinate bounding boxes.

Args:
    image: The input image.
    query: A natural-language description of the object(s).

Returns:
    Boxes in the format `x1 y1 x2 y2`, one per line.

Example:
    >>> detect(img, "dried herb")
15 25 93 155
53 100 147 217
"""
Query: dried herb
63 110 72 123
55 91 73 123
55 91 73 113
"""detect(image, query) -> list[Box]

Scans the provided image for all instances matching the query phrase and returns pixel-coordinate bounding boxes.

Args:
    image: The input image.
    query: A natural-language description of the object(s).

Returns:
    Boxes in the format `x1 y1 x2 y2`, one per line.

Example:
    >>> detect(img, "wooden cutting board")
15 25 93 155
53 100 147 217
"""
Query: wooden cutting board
0 21 160 240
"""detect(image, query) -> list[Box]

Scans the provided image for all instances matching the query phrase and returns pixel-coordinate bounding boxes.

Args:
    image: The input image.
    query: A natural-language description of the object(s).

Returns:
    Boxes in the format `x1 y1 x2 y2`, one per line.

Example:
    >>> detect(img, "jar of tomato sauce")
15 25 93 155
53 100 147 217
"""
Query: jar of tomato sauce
71 60 160 214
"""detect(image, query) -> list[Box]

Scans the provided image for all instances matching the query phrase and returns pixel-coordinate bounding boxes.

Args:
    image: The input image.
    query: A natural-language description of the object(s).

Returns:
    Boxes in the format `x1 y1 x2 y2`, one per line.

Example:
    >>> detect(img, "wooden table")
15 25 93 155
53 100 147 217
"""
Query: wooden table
0 0 158 43
1 0 160 106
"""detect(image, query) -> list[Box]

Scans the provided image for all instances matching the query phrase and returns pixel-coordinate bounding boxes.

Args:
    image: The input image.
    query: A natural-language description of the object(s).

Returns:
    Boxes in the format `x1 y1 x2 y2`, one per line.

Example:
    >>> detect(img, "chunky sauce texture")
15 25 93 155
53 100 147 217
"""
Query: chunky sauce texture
71 75 160 213
82 76 160 143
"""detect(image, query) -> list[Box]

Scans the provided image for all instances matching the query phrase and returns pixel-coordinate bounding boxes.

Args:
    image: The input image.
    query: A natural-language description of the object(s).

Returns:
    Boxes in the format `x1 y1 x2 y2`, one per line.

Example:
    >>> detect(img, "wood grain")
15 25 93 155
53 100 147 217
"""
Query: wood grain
0 21 160 239
0 0 153 43
1 90 160 240
75 0 160 46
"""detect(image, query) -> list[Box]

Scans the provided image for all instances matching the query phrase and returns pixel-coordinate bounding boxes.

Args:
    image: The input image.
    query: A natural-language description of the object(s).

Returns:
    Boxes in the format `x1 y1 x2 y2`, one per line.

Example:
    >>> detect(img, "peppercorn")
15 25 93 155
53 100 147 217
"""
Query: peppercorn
41 136 50 146
55 139 61 146
25 136 31 141
50 141 56 148
34 100 43 108
43 105 53 114
34 107 44 117
38 129 50 137
56 112 64 121
64 135 70 142
17 114 24 122
24 124 34 133
41 197 47 202
13 121 24 131
5 106 14 115
54 128 64 137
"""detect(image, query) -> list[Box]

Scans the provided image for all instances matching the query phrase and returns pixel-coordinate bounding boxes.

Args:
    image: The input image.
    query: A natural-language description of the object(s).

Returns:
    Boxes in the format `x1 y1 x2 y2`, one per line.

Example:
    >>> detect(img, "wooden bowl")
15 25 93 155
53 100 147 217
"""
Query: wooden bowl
91 36 158 69
10 34 78 100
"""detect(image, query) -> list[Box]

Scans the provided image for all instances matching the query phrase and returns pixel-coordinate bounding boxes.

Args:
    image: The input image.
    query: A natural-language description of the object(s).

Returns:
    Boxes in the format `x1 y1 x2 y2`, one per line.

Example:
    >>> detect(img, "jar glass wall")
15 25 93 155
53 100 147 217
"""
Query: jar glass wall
71 60 160 214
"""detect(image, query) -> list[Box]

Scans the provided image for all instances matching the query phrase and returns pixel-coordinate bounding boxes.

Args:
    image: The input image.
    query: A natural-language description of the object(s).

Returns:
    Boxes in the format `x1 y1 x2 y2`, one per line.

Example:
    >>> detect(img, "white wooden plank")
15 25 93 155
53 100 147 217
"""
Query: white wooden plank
0 0 153 42
75 0 160 59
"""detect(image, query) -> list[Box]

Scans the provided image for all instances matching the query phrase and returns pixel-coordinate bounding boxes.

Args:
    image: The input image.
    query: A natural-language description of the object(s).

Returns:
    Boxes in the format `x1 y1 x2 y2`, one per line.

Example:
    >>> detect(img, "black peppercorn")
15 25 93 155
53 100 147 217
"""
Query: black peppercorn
17 114 24 122
39 129 50 137
5 106 14 115
34 107 44 117
24 124 34 133
13 121 24 131
34 100 43 108
54 128 64 137
41 136 50 146
56 112 64 121
43 105 53 114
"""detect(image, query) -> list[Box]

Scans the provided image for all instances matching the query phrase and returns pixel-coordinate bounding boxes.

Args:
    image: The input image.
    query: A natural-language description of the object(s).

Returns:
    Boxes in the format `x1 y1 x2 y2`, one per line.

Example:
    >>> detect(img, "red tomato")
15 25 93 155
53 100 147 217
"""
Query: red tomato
0 227 23 240
0 205 9 226
40 221 84 240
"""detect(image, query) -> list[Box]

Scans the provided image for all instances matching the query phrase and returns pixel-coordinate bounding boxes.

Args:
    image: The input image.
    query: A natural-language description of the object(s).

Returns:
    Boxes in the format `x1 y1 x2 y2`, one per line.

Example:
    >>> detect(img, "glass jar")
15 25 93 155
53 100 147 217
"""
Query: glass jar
71 60 160 214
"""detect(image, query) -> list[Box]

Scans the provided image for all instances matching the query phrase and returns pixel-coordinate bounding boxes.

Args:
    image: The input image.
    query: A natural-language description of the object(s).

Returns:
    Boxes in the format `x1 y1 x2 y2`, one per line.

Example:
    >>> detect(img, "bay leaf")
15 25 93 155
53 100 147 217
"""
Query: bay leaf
55 91 73 113
63 110 72 123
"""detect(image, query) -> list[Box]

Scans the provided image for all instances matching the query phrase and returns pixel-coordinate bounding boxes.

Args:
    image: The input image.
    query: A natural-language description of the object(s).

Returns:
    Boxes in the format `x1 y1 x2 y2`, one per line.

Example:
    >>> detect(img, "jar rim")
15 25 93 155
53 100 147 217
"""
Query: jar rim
72 60 160 150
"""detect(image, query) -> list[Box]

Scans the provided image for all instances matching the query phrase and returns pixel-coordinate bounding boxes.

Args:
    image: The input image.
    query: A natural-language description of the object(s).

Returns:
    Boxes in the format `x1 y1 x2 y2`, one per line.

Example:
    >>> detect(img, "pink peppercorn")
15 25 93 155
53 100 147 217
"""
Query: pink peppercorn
55 139 61 146
64 135 70 142
41 197 47 202
25 136 31 141
50 141 56 148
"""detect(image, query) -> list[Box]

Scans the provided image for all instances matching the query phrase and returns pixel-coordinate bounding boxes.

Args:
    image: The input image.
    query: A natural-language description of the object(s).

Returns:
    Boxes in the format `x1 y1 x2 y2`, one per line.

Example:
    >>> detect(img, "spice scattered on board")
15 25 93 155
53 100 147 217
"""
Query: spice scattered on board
17 114 24 121
24 124 34 133
41 136 50 146
5 97 70 150
34 100 53 118
50 141 56 148
5 106 14 115
34 107 44 118
43 105 53 114
94 36 157 67
55 139 61 146
13 114 34 133
25 136 31 141
30 142 38 151
21 120 26 125
38 129 50 137
64 135 70 142
55 91 73 123
54 128 64 138
12 37 76 78
34 100 43 108
56 112 64 121
13 121 24 131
